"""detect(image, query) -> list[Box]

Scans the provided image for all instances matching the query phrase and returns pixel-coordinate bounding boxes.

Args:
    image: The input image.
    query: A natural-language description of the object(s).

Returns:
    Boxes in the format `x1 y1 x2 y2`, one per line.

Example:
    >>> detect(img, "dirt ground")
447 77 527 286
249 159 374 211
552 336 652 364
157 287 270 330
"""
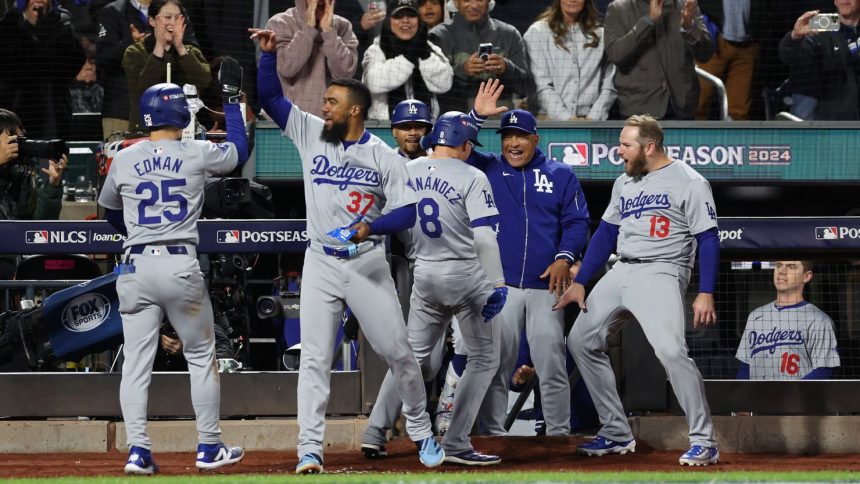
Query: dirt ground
1 436 858 478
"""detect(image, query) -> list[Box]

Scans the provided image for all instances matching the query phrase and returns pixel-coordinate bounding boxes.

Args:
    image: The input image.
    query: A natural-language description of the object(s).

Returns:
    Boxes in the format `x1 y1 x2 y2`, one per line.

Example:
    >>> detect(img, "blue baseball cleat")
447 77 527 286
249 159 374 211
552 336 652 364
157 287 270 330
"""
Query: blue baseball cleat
124 445 159 475
295 453 324 474
416 437 445 467
679 445 720 466
576 436 636 456
196 442 245 470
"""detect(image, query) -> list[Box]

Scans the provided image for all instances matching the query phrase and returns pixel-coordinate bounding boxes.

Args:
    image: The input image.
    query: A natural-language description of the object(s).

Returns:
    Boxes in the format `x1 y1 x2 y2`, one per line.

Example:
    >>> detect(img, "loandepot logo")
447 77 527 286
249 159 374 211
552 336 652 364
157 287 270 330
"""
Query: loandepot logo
62 293 111 333
816 226 860 240
26 230 88 244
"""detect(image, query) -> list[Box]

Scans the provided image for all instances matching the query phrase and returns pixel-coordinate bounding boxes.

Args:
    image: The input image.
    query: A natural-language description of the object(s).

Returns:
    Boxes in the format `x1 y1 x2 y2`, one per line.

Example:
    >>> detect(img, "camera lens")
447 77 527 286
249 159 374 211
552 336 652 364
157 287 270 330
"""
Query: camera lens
256 296 279 318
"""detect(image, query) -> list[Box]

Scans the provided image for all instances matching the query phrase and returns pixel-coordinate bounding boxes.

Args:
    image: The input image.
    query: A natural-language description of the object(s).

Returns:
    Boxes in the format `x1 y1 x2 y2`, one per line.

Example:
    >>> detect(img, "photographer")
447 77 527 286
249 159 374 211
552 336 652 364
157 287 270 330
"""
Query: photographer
0 0 86 139
0 108 67 279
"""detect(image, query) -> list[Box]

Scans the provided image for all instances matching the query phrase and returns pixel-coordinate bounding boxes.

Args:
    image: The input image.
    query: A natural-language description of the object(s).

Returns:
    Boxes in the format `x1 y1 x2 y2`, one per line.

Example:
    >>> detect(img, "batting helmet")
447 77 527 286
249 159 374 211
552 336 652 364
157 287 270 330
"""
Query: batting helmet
391 99 432 127
139 83 191 130
420 111 483 150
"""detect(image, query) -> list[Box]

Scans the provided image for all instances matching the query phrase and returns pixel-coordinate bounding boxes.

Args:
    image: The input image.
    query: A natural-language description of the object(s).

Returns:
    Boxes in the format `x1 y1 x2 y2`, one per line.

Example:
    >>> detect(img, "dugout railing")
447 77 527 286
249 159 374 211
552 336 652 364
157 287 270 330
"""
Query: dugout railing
0 217 858 418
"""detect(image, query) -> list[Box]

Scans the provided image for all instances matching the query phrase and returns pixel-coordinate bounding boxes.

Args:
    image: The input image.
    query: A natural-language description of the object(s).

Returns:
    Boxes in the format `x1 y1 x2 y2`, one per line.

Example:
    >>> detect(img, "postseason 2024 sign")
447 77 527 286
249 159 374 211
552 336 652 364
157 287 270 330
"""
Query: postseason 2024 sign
254 121 860 183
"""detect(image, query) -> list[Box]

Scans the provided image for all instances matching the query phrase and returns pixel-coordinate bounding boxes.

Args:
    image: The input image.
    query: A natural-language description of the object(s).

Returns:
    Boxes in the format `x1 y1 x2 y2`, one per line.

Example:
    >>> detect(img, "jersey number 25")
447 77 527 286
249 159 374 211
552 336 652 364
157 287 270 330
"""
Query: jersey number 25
136 179 188 225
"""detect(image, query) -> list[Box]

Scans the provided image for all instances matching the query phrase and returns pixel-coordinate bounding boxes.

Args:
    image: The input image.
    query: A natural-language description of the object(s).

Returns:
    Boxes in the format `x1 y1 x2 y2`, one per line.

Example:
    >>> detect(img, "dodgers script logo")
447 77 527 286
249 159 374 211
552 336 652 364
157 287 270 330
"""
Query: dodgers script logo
62 293 111 333
749 327 804 356
310 156 381 190
217 230 240 243
619 192 671 219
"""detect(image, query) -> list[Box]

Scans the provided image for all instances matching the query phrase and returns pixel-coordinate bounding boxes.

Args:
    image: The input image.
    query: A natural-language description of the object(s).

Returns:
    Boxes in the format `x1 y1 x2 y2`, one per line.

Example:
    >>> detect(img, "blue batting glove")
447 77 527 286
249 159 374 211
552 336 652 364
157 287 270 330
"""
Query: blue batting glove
326 214 365 242
482 286 508 322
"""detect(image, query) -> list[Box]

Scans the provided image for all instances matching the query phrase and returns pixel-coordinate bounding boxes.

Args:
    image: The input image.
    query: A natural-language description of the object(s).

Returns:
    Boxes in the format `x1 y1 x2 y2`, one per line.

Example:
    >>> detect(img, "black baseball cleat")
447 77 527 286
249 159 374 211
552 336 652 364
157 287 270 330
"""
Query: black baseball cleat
361 443 388 459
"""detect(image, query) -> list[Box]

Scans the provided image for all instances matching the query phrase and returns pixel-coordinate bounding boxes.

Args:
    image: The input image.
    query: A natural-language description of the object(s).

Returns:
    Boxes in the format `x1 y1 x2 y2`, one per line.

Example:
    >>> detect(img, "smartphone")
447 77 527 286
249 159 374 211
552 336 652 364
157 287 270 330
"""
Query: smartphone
478 43 493 62
809 13 840 32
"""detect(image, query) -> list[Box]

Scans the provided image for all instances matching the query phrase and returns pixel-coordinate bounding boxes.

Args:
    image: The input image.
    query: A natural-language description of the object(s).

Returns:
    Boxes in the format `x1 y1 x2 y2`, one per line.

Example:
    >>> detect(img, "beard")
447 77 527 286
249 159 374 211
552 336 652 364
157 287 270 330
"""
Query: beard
624 150 647 177
400 138 423 158
320 118 349 144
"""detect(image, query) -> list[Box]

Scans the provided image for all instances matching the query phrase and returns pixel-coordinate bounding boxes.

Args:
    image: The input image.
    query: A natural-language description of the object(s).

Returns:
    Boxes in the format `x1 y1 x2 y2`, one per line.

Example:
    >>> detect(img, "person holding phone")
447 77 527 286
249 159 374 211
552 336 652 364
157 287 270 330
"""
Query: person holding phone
428 0 529 115
778 2 860 120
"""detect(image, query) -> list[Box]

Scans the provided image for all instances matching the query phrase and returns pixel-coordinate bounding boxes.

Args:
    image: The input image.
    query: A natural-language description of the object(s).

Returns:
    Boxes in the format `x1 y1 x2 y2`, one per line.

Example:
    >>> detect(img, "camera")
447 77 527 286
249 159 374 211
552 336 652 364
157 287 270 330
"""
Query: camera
809 13 840 32
479 43 493 62
15 137 68 161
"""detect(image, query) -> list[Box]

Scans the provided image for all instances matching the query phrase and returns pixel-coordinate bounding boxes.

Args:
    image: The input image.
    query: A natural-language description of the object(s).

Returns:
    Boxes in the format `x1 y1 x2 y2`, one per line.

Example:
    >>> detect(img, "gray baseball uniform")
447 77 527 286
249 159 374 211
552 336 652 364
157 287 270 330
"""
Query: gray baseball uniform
568 160 717 447
362 155 501 454
280 104 434 459
736 301 840 379
98 138 238 449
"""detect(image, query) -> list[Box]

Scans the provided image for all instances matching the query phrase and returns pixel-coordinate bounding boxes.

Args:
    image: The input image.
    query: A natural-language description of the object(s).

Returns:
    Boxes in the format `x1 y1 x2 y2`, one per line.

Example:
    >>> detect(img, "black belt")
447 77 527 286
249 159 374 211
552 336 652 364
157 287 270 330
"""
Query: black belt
129 245 190 255
619 257 652 264
310 240 381 260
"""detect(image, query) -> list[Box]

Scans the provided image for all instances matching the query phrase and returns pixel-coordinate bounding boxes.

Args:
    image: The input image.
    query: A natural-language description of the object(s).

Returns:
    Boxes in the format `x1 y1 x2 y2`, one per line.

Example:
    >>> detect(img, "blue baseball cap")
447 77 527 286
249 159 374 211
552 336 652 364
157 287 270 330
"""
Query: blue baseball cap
495 109 537 134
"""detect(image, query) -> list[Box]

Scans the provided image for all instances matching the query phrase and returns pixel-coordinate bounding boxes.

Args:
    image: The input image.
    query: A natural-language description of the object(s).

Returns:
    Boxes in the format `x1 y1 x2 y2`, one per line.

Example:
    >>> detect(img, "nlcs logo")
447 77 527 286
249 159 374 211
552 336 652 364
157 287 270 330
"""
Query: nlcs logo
217 230 240 243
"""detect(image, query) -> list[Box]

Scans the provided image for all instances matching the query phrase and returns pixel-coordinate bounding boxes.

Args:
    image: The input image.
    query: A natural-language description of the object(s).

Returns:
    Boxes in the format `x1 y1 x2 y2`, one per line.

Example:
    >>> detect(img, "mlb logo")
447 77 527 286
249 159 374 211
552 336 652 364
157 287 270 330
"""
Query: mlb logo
561 143 589 166
26 231 49 244
815 227 839 240
217 230 240 243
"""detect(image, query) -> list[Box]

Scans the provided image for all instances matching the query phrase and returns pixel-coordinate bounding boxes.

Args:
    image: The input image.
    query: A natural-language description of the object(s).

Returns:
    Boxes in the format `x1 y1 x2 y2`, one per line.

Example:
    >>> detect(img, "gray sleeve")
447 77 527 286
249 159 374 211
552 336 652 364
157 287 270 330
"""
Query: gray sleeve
684 178 718 234
807 315 841 369
200 141 239 176
465 172 499 222
284 103 324 155
601 176 623 224
97 159 122 210
380 150 419 213
474 225 504 286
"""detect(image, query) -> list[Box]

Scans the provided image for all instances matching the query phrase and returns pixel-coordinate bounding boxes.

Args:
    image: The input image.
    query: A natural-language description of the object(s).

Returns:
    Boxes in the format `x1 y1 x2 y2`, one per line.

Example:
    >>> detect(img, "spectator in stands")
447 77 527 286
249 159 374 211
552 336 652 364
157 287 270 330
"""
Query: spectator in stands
524 0 616 120
69 57 104 114
418 0 444 29
122 0 209 132
429 0 530 114
0 0 86 139
604 0 714 120
335 0 387 79
736 261 841 380
0 108 67 278
696 1 765 120
779 4 860 120
363 0 453 120
266 0 358 117
491 0 552 35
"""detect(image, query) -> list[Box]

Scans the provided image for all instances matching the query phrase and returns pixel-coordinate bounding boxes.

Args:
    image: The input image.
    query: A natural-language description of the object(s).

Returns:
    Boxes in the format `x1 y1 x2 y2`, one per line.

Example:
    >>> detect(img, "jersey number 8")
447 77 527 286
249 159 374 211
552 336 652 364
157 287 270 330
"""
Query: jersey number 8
418 198 442 238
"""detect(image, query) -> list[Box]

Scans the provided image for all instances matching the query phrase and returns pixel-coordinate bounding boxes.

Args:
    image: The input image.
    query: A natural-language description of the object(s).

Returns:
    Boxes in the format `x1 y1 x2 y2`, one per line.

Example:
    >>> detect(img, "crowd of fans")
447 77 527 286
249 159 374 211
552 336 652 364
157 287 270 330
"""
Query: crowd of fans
0 0 858 139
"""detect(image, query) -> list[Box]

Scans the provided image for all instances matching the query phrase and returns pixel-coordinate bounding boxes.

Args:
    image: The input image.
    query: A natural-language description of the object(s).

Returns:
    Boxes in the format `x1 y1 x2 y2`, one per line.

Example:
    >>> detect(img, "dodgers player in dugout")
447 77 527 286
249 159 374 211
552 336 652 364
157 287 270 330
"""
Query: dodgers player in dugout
736 261 840 380
251 28 444 474
97 58 248 475
554 114 721 466
464 106 590 436
361 86 509 466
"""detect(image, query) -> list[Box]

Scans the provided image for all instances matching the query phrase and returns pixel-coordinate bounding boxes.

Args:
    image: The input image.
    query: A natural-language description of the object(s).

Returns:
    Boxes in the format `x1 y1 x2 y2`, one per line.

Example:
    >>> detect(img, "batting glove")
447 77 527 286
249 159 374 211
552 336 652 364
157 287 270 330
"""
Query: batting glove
219 56 243 105
482 286 508 322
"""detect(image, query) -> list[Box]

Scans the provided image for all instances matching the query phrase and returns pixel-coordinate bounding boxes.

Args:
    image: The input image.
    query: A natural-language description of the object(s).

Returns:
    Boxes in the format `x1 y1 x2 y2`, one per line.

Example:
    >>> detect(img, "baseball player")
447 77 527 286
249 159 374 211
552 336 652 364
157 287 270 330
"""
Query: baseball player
554 115 721 466
736 261 840 380
458 108 590 437
97 58 248 475
391 99 433 160
362 97 509 466
251 28 443 474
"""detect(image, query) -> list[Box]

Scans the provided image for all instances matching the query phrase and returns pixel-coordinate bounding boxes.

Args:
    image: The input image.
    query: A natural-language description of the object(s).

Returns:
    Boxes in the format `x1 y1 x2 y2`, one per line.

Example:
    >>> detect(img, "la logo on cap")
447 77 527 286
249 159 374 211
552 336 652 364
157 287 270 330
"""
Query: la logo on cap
509 113 518 124
408 103 417 114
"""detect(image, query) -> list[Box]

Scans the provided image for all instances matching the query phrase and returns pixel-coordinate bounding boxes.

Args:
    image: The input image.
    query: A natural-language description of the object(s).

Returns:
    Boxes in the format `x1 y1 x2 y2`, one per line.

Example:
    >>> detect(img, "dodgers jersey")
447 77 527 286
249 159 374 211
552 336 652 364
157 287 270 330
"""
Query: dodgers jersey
603 160 717 267
736 301 840 380
98 139 238 248
403 156 498 261
283 106 417 247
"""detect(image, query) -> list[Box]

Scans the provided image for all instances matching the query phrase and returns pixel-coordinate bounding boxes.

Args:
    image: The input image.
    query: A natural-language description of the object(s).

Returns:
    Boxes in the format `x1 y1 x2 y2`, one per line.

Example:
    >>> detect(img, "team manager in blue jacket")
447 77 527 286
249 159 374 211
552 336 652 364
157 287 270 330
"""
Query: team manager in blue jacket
467 107 590 436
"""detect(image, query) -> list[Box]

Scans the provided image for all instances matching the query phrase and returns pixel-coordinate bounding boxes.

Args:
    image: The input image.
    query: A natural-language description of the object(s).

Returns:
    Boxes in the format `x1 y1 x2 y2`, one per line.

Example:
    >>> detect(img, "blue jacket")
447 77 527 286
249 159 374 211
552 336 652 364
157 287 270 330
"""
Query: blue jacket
468 147 590 289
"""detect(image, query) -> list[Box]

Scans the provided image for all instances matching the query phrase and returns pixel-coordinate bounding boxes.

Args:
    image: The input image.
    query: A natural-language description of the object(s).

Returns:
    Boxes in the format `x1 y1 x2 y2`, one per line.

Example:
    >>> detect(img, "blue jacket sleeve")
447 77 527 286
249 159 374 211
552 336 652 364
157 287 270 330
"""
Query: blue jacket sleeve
104 208 127 236
736 362 750 379
556 170 590 264
573 220 619 286
223 103 248 166
694 228 719 294
369 204 417 235
258 51 292 131
802 367 834 379
465 149 495 171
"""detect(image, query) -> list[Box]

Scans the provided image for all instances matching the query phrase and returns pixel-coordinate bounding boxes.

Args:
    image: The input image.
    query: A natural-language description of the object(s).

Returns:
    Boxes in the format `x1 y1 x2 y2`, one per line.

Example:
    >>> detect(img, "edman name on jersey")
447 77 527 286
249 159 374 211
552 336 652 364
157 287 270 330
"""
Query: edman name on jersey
310 156 380 190
619 192 671 219
749 327 804 356
133 156 184 176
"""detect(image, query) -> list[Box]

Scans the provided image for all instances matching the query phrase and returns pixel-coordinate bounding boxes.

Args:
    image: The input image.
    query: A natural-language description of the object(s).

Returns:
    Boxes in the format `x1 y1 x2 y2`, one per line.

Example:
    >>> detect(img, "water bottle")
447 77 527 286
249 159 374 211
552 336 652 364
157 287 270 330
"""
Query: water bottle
74 175 89 202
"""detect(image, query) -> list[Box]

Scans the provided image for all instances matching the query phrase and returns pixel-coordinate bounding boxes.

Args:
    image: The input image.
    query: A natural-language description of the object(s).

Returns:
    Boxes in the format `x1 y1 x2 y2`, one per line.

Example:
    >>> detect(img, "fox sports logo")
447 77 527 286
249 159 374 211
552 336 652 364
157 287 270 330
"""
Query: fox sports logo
61 293 111 332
